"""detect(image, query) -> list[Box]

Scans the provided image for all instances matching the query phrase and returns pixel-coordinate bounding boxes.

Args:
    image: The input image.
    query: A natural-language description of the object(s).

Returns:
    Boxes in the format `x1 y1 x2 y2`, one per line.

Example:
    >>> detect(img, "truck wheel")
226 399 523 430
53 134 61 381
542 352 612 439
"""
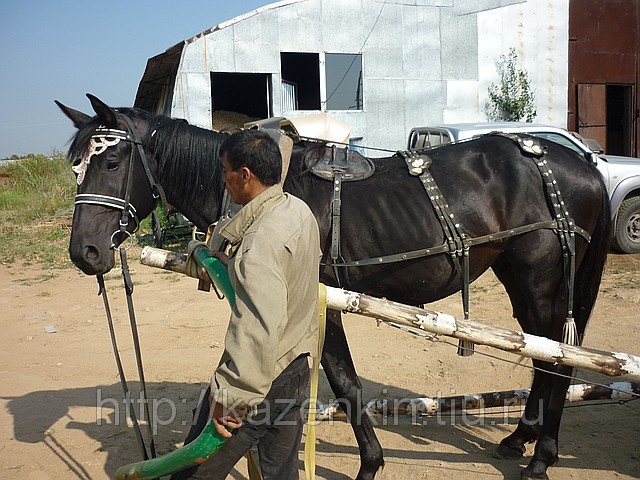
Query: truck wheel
612 196 640 254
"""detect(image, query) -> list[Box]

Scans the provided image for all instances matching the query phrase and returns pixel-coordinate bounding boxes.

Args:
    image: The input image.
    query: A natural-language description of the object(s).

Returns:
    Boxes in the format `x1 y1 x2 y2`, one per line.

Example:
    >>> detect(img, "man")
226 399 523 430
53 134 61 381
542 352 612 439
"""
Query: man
173 129 320 479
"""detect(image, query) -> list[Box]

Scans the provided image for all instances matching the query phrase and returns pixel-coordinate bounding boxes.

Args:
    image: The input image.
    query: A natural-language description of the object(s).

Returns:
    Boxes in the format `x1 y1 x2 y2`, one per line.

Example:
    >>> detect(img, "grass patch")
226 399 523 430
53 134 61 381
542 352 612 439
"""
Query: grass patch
0 154 75 223
0 154 180 268
0 154 76 267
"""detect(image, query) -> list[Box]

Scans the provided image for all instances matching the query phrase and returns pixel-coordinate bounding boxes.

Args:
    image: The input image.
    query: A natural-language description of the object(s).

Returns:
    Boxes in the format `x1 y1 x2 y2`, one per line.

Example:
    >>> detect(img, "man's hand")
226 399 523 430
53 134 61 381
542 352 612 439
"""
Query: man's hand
209 250 230 267
209 400 243 438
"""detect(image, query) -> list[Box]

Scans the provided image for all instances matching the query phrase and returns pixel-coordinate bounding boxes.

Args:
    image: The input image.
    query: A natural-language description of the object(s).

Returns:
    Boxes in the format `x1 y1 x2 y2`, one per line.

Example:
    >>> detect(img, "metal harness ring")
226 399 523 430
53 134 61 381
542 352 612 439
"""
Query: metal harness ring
110 230 134 251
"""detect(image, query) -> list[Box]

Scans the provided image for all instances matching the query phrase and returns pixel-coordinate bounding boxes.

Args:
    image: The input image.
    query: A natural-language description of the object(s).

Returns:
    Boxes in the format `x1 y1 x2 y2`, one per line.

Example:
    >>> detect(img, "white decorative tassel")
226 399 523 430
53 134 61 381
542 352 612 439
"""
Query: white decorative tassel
562 317 578 346
457 339 475 356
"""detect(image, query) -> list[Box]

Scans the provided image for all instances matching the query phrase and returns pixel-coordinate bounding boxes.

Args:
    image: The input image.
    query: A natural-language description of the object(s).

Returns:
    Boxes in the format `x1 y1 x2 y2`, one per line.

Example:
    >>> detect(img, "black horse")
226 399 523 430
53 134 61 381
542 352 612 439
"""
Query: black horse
57 94 610 480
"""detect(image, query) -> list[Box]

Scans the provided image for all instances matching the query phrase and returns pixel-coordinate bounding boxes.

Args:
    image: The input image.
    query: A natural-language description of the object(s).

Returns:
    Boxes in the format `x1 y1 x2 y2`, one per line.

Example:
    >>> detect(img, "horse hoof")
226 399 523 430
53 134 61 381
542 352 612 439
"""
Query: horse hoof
493 443 525 460
520 469 549 480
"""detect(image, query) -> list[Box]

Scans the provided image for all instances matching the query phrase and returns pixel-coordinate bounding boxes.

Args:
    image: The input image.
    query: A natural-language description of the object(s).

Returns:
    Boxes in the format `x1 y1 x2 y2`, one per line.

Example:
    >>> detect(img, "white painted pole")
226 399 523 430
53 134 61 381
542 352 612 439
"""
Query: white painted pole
324 285 640 381
139 246 640 381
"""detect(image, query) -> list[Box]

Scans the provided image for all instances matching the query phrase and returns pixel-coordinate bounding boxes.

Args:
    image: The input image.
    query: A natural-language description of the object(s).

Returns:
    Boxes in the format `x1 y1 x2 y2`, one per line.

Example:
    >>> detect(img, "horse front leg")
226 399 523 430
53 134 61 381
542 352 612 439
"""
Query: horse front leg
321 309 384 480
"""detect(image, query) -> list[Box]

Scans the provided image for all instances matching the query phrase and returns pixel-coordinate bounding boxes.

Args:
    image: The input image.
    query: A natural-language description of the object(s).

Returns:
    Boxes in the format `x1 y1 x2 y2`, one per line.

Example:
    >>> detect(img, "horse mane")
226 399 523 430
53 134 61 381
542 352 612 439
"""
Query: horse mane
147 112 227 206
68 108 228 207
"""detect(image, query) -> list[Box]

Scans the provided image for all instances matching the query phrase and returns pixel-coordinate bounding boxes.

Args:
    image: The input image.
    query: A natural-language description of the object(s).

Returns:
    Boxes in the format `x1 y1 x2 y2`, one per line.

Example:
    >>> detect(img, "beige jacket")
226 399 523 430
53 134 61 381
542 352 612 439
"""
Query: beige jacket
210 185 320 411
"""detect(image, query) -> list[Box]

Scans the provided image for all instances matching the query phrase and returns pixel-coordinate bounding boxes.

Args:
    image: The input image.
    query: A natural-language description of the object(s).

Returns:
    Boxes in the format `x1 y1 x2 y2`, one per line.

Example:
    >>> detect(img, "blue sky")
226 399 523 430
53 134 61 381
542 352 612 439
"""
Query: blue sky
0 0 274 159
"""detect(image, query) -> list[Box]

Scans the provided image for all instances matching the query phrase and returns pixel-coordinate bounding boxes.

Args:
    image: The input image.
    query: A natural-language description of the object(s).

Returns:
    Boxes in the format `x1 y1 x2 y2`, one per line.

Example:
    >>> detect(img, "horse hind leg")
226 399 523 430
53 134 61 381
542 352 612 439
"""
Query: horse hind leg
519 363 574 480
492 248 575 480
491 261 544 460
321 310 384 480
493 366 544 460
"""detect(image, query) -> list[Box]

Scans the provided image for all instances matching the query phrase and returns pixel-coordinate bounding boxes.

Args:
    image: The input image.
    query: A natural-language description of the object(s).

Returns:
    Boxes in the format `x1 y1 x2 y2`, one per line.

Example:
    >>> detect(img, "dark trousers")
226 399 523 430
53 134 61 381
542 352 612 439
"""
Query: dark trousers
171 355 310 479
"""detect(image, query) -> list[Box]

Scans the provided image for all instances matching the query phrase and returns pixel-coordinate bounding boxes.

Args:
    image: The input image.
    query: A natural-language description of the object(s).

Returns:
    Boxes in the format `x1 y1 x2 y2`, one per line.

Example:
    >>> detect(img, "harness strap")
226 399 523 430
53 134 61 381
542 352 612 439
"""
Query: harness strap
120 115 168 210
88 117 162 462
329 147 349 286
97 274 151 461
327 219 590 269
401 150 473 354
532 157 580 345
119 248 157 458
75 194 140 229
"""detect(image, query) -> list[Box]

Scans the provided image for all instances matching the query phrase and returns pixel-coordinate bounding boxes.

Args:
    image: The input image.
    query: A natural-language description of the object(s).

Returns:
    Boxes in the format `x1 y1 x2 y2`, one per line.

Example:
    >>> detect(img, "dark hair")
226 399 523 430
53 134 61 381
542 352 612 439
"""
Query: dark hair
219 129 281 186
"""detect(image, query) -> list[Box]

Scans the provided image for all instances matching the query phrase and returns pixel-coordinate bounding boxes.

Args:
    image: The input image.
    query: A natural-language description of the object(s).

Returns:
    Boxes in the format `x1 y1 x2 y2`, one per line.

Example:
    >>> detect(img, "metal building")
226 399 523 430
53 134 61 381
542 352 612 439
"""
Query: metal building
134 0 630 154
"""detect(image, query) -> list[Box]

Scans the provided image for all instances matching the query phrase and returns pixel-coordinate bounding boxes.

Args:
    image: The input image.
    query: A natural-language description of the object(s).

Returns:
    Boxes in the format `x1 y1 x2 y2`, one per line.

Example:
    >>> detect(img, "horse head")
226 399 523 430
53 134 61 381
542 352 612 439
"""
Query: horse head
56 94 158 275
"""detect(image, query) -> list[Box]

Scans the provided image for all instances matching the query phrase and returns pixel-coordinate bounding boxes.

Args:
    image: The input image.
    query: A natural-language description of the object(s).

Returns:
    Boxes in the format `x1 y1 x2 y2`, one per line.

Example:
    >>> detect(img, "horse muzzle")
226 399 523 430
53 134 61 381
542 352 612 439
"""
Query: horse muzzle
69 238 116 275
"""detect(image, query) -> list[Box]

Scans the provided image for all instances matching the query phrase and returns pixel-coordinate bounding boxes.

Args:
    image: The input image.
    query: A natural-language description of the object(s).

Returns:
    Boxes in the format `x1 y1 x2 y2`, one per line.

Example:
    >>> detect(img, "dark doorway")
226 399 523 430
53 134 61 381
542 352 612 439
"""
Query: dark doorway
280 53 320 110
211 72 271 120
606 85 634 156
577 83 635 155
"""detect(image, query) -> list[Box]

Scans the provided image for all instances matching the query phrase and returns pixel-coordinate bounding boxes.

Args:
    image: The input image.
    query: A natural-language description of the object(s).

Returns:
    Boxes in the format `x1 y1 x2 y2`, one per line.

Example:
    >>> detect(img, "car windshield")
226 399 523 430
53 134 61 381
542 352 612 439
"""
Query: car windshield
532 132 587 155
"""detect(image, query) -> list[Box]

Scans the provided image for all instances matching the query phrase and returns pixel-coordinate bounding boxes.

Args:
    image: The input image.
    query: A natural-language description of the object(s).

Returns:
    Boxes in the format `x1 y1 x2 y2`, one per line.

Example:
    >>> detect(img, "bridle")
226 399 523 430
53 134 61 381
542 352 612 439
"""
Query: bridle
75 114 167 461
74 115 165 249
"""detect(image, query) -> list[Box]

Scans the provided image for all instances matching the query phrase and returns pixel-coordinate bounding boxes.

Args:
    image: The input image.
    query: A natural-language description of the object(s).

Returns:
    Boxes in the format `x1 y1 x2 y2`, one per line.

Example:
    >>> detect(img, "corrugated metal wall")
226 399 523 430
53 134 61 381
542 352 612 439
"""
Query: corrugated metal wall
153 0 568 152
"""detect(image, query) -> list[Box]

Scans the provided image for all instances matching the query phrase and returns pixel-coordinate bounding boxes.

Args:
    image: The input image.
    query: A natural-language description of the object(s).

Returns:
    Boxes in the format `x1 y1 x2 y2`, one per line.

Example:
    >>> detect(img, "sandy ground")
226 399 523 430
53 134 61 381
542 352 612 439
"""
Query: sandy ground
1 251 639 480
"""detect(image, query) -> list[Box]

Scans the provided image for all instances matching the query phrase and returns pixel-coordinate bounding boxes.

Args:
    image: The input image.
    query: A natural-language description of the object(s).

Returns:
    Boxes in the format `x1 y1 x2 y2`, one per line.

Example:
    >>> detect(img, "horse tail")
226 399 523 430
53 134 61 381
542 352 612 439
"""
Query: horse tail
574 171 611 341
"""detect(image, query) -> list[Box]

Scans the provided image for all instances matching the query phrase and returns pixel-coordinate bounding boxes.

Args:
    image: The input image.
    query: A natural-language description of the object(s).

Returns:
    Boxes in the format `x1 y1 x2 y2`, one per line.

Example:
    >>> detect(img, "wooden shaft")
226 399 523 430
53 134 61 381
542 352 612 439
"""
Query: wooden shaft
139 246 640 381
324 287 640 381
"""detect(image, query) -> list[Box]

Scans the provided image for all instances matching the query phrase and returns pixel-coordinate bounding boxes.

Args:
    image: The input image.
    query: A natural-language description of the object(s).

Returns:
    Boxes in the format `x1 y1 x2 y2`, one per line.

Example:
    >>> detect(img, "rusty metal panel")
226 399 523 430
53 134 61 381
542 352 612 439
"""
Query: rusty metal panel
579 127 607 153
570 0 638 54
577 83 607 151
578 83 606 126
568 0 639 156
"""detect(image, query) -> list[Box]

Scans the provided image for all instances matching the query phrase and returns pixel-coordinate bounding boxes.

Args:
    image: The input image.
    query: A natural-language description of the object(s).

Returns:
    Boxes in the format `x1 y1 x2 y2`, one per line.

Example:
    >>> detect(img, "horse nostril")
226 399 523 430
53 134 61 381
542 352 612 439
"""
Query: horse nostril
84 245 101 262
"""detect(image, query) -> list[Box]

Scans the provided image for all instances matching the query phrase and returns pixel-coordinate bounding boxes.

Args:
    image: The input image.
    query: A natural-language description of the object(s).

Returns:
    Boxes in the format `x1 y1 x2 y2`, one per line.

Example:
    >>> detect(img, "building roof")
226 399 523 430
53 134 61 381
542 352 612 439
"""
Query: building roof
184 0 306 45
134 1 306 113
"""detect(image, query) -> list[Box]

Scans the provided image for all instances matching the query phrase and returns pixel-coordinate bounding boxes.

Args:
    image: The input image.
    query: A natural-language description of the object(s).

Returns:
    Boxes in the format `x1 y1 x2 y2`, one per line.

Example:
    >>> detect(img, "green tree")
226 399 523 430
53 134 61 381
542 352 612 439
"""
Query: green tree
486 48 537 122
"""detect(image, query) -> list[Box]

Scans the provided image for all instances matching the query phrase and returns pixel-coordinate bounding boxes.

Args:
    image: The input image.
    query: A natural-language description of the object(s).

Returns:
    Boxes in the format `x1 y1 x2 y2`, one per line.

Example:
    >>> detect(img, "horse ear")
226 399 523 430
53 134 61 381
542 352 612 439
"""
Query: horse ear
55 100 92 129
86 93 118 127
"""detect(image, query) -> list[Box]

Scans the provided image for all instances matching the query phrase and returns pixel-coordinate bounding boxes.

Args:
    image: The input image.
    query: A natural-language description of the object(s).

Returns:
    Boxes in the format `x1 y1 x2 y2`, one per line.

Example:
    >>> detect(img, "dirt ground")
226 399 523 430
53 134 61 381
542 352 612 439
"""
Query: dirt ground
1 251 639 480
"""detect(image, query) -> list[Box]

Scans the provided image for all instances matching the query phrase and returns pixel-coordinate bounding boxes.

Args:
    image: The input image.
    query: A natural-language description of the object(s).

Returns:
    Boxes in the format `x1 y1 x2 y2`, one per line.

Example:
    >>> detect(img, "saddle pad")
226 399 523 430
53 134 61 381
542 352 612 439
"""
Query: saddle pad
310 147 375 182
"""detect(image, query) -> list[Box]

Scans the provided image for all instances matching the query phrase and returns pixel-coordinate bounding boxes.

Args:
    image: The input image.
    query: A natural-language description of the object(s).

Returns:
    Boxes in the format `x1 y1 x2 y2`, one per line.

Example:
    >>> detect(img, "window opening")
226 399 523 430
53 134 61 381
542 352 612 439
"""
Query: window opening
280 53 320 110
211 72 271 123
325 53 363 111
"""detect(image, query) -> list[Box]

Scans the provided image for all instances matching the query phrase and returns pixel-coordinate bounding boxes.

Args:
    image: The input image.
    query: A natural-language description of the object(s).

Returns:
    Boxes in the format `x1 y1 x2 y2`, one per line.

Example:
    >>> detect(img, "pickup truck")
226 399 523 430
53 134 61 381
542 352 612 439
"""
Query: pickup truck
407 122 640 254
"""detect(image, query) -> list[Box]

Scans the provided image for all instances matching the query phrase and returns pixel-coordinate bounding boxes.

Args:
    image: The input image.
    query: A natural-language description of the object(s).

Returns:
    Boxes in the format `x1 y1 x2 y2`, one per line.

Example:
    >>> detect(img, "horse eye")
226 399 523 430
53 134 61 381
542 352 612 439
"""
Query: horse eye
106 161 120 171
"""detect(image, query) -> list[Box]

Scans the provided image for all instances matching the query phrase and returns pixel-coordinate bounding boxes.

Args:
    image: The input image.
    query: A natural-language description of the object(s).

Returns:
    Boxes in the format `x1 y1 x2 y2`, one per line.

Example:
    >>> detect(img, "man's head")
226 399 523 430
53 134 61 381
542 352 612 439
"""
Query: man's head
219 129 282 205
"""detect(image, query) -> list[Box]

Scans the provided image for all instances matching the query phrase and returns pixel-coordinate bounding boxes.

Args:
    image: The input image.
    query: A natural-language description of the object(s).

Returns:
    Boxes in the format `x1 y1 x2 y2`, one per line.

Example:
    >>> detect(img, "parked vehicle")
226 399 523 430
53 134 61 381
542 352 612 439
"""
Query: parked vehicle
407 122 640 254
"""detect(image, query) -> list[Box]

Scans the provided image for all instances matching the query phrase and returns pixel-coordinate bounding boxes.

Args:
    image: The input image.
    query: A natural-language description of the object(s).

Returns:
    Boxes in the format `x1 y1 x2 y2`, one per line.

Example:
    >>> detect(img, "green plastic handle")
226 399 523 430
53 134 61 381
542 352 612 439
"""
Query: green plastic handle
114 243 235 479
190 243 236 308
114 422 229 479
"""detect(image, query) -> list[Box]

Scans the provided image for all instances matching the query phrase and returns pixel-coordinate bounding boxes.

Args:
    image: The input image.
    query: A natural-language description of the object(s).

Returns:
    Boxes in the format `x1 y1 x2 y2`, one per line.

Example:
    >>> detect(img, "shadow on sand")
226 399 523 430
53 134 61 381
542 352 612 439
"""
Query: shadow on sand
4 373 639 479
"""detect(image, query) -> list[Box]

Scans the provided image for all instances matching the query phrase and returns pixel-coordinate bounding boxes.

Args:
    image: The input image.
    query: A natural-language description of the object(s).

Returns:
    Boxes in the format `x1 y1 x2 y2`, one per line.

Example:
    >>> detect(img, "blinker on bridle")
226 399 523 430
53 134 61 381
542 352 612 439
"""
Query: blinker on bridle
73 115 165 249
